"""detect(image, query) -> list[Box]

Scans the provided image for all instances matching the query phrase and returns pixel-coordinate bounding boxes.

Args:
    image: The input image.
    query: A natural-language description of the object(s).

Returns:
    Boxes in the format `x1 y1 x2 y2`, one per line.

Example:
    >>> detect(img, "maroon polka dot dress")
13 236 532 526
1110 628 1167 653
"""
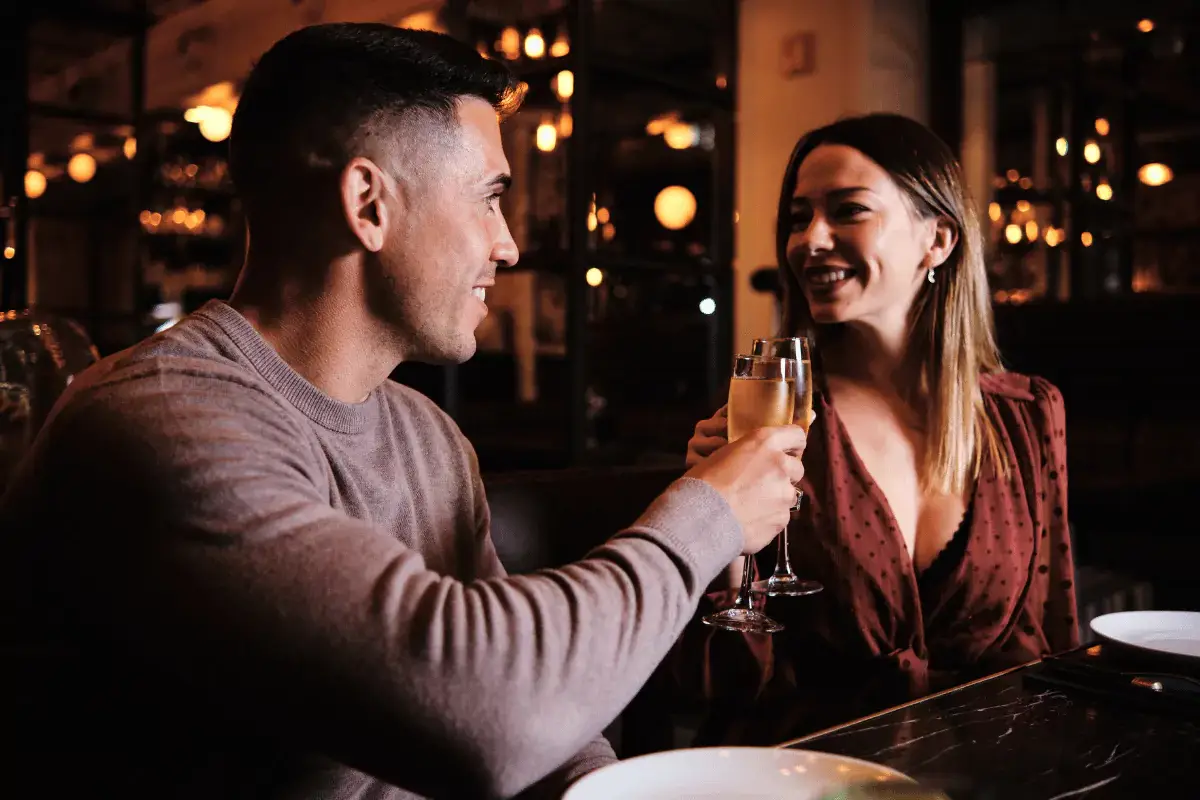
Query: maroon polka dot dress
684 372 1080 742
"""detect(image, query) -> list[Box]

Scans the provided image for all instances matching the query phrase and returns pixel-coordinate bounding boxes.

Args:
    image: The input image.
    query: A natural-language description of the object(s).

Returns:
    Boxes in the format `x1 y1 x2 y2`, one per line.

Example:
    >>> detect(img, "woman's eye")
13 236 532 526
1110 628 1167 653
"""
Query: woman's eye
837 203 869 219
788 211 812 231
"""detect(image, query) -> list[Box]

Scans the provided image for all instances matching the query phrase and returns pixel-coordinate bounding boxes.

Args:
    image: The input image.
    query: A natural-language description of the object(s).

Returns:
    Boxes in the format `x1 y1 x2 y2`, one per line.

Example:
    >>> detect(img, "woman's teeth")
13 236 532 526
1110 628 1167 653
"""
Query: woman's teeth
472 287 487 301
807 268 853 285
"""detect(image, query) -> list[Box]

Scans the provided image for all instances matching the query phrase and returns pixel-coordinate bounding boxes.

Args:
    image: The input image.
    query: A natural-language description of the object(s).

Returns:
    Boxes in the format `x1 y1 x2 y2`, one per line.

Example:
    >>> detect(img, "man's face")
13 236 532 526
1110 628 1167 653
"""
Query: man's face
368 97 519 364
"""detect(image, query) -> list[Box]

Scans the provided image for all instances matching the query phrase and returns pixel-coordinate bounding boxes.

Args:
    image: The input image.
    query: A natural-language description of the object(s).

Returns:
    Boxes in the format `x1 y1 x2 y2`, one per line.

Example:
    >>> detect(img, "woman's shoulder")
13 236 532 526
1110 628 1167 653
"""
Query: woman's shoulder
980 370 1062 406
980 371 1066 435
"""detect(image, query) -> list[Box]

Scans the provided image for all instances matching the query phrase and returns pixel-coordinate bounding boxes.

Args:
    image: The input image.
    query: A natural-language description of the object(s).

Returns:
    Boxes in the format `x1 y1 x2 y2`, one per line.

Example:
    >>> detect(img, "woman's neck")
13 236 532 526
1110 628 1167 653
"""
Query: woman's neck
822 317 915 391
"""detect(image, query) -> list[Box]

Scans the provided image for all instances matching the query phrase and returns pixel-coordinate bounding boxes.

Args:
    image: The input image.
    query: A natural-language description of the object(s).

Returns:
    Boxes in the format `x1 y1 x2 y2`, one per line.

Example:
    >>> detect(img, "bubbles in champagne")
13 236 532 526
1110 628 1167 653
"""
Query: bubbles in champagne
728 377 796 441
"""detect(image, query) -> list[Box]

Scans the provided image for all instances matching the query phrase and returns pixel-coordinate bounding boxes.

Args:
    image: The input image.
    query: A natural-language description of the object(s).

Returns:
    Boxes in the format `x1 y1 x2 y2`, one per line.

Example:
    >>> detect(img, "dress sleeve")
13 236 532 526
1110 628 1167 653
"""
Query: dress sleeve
1030 377 1081 652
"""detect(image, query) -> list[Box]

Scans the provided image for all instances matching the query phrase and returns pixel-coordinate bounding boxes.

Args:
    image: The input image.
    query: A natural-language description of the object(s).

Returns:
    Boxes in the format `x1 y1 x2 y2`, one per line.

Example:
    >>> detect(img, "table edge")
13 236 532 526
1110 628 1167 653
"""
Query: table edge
775 659 1039 748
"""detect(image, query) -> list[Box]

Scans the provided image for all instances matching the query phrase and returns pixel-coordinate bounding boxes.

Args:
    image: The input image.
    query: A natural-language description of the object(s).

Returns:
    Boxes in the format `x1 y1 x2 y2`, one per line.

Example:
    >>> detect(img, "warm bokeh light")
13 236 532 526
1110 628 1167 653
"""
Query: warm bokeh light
699 297 716 315
1083 141 1101 164
663 122 698 150
3 246 14 260
124 136 137 159
1016 200 1032 213
1096 181 1113 201
1045 227 1063 247
24 170 46 199
1018 177 1032 190
585 267 603 287
1006 169 1020 182
535 122 557 152
1005 224 1023 244
1094 118 1110 137
498 27 520 59
1138 162 1174 186
596 207 610 224
396 9 444 32
67 152 96 183
1138 19 1154 33
654 185 697 230
1081 231 1094 247
550 30 570 57
524 29 545 59
554 70 574 101
557 110 573 138
1056 137 1068 156
988 202 1001 222
1025 221 1039 241
645 114 674 136
198 107 233 142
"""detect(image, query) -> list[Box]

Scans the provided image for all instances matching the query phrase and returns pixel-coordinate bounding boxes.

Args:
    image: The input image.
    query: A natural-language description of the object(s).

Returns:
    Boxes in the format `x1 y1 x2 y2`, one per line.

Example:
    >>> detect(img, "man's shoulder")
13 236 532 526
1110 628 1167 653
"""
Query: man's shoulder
55 324 295 446
71 339 277 411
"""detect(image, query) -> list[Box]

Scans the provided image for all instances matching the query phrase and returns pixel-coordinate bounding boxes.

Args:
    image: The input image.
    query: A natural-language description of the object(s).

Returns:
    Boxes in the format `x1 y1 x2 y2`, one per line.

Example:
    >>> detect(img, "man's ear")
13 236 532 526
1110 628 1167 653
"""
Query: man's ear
340 156 393 253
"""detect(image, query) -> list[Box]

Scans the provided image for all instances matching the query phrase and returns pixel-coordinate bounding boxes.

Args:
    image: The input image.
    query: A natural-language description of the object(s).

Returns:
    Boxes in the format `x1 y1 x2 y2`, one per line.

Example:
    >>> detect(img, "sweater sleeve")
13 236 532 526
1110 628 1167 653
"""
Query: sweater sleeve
39 371 742 799
466 443 619 797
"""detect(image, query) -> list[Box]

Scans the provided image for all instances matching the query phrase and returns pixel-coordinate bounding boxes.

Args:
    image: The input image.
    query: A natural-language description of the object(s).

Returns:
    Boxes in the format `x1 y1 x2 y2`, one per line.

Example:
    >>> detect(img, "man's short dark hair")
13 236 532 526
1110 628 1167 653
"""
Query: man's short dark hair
229 23 522 210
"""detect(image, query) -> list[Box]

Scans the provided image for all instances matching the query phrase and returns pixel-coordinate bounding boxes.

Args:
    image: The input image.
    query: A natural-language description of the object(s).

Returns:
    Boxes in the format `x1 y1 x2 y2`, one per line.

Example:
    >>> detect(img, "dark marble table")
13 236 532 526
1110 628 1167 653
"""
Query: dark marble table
783 661 1199 799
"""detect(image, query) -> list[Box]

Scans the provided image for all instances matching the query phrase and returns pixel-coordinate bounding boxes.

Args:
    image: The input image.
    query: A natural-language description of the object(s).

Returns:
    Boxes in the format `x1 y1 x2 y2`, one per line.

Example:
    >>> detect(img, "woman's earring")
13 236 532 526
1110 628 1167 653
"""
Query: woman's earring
927 268 936 284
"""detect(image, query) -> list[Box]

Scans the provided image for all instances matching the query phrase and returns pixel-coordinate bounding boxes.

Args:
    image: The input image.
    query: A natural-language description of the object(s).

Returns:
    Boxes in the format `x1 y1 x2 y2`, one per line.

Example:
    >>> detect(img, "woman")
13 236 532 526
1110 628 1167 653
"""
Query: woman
682 113 1079 743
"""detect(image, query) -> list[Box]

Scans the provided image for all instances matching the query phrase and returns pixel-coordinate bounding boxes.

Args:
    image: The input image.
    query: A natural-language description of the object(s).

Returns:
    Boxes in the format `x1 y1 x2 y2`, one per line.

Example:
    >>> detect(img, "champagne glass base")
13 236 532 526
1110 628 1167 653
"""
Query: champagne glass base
701 607 785 634
751 576 824 597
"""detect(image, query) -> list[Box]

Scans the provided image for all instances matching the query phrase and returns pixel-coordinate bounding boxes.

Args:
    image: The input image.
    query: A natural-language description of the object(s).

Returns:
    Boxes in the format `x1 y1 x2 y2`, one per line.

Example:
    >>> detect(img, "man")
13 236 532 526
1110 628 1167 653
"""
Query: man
0 23 806 799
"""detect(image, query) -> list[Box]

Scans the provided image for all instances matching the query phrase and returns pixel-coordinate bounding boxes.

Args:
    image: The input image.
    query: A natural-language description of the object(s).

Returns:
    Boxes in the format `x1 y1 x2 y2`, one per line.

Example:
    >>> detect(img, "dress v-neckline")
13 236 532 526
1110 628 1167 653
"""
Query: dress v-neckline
820 391 981 596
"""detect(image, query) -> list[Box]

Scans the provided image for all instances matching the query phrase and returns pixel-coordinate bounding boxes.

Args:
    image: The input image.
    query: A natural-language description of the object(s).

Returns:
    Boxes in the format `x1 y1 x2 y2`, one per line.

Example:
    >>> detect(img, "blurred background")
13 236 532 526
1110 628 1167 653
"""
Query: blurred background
1 0 1198 608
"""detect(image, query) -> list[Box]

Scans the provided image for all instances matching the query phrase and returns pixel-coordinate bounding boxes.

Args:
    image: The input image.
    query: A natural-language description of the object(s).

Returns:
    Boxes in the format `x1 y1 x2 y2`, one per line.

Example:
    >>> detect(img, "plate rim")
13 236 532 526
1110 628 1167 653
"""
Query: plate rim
1090 610 1200 658
564 745 914 799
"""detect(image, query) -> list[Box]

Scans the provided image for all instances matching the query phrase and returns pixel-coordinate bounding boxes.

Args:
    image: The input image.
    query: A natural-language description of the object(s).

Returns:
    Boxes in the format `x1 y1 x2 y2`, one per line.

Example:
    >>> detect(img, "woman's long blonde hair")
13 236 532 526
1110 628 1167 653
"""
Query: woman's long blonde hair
775 113 1006 494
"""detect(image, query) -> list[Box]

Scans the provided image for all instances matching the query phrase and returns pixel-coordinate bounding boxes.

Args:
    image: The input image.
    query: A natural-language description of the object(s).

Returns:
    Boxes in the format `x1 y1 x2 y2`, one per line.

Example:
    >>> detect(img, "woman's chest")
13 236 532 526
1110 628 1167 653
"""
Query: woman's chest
829 391 969 572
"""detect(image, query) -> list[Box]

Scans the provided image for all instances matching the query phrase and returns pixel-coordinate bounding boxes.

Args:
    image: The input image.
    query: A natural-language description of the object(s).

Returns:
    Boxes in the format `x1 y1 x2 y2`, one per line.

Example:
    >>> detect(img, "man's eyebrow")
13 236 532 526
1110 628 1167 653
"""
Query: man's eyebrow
487 173 512 191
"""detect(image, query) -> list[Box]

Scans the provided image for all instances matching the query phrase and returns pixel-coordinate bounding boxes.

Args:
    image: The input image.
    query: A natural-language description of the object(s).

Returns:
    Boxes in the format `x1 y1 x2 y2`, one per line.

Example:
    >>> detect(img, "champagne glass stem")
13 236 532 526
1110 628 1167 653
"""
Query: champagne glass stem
772 491 801 580
732 554 755 610
772 526 793 580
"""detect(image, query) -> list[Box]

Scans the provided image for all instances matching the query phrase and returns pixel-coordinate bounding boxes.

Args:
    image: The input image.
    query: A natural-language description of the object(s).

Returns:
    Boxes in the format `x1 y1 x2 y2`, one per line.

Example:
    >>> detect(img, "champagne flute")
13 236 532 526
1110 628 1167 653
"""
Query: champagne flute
750 337 823 598
702 354 796 634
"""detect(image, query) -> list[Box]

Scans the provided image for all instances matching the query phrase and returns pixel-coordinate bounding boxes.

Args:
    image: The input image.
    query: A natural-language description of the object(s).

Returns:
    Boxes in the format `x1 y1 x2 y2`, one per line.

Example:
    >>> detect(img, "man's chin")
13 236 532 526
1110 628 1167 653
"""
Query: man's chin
413 335 477 366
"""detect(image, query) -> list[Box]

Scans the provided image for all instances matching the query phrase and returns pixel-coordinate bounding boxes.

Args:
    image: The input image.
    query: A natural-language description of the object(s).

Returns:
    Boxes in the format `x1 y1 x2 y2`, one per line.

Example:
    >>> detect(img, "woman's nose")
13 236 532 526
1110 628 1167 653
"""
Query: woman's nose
797 214 834 254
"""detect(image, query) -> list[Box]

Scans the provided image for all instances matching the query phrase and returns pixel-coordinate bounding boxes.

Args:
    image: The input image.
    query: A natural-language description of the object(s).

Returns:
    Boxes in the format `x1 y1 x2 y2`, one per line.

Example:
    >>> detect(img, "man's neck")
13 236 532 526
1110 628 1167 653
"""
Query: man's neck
228 263 402 404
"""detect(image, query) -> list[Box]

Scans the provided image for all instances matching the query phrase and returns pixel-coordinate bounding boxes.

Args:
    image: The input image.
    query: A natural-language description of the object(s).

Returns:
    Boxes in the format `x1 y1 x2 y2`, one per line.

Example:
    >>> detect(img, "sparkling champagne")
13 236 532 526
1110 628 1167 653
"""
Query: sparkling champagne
727 376 796 442
795 359 814 431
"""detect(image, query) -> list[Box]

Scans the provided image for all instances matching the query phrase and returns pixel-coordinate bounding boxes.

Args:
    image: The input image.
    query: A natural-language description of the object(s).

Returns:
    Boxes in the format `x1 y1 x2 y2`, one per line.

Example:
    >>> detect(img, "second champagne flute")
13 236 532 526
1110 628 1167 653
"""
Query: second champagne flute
750 336 823 598
701 354 796 634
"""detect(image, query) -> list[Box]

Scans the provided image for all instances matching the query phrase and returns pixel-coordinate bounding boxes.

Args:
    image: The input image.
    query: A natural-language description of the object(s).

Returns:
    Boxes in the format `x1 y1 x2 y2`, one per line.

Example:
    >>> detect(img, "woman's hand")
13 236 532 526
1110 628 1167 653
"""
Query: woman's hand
686 406 729 467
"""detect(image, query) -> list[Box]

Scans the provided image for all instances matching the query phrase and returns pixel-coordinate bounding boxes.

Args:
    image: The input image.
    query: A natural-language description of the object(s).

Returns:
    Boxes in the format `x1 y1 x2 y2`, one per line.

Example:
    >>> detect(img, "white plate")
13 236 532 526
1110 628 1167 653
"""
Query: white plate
1090 610 1200 659
563 747 912 800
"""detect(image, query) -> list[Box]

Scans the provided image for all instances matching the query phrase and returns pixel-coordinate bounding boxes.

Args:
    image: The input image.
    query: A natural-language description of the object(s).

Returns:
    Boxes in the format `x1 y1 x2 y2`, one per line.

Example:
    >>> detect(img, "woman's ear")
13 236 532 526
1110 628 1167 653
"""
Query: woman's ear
926 217 959 269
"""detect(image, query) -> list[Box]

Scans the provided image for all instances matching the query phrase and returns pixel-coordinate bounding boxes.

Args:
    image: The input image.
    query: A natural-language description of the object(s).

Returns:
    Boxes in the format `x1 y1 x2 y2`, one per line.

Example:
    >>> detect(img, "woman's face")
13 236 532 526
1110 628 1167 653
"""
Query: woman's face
785 144 946 327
